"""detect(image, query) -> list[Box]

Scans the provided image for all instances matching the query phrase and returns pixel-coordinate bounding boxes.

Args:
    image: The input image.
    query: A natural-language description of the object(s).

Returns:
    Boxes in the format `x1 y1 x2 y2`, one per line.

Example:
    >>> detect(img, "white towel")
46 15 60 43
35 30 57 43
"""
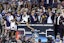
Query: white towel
57 16 60 25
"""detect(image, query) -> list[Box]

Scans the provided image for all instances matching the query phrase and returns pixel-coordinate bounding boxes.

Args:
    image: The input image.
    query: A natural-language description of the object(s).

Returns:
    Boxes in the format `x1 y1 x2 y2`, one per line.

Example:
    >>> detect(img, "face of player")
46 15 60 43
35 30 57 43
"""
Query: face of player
31 12 35 16
48 9 51 13
8 13 11 16
40 9 43 13
23 12 27 15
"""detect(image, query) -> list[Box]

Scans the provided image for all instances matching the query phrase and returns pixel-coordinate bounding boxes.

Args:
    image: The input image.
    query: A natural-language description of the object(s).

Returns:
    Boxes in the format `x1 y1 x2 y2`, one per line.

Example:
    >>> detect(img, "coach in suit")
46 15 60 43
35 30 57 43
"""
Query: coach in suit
54 13 63 39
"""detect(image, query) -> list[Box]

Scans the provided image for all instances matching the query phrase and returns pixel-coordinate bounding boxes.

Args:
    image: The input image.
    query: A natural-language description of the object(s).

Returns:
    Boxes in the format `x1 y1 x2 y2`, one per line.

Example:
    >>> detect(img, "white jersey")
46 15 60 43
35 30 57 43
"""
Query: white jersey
5 15 14 30
10 21 17 30
21 15 29 23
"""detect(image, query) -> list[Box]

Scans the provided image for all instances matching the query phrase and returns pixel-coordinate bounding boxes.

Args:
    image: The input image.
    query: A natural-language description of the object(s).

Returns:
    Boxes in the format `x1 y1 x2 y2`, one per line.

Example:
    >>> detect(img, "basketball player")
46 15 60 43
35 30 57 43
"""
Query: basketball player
4 12 14 36
10 19 17 36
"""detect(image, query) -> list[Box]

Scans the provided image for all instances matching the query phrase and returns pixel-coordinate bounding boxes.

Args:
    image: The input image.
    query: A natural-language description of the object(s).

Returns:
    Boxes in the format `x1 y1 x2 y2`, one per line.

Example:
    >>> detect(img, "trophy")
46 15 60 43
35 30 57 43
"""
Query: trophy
32 29 40 38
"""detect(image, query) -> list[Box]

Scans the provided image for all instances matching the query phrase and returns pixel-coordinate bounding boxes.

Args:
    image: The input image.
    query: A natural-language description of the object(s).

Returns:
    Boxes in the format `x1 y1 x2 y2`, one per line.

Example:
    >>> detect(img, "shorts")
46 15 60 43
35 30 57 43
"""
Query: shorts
11 30 16 35
10 25 17 31
5 26 10 30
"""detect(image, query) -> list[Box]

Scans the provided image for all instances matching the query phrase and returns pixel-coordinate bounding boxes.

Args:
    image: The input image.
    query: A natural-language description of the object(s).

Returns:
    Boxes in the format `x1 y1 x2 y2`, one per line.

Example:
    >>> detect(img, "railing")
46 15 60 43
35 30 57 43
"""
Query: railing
18 24 54 32
18 24 54 26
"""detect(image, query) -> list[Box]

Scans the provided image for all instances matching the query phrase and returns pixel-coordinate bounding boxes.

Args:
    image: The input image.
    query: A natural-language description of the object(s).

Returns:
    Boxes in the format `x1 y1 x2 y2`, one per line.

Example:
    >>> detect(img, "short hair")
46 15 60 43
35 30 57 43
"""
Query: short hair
47 7 52 11
38 39 41 42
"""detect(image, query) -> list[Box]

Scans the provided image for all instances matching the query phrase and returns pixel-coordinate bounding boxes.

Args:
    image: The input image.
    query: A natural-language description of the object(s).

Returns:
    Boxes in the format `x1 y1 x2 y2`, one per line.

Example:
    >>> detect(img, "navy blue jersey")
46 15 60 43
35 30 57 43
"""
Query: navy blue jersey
6 20 10 27
15 14 22 22
5 16 10 27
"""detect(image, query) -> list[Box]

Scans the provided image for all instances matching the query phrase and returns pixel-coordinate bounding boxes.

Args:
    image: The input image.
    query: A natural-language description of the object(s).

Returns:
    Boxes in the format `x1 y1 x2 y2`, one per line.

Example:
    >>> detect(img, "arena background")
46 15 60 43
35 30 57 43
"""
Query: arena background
0 0 64 43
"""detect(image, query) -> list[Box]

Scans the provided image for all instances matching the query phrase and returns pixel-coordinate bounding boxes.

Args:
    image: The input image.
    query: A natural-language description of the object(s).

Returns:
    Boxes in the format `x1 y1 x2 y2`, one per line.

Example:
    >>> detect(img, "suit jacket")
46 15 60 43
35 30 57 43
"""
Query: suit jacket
59 16 64 28
30 15 37 24
54 15 64 28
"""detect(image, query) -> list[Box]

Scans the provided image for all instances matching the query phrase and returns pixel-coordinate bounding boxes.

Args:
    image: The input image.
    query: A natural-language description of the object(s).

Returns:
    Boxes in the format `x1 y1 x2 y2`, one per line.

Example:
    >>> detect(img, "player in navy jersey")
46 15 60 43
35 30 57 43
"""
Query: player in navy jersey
4 13 10 36
4 12 14 36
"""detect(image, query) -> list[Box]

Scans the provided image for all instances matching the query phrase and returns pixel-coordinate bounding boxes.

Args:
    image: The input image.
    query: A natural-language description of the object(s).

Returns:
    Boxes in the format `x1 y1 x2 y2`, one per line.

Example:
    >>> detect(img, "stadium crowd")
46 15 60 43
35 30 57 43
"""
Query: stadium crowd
0 0 64 43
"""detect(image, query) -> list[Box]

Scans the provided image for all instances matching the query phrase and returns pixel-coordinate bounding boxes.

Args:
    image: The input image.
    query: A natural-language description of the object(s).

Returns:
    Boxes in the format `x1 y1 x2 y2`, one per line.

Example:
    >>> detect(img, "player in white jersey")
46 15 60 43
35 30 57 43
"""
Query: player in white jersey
10 19 17 36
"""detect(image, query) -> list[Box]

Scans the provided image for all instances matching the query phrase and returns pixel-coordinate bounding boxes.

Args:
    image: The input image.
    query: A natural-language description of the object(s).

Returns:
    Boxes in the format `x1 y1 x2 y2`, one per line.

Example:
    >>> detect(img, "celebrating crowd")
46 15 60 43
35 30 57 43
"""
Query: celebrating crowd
0 0 64 43
0 0 64 24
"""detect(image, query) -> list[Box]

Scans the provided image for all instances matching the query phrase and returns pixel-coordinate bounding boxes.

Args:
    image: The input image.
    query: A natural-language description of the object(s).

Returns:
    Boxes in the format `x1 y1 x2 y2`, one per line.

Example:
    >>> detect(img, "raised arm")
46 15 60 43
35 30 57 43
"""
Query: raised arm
26 22 34 31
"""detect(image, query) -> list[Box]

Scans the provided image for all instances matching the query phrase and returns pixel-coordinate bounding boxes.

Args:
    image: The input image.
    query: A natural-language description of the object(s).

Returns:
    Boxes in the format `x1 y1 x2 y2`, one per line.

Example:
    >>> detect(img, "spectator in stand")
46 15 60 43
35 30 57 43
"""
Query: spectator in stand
61 0 64 7
53 0 58 8
22 36 27 43
10 0 17 12
61 9 64 17
31 0 39 8
2 3 8 16
56 4 62 13
10 35 17 43
24 0 31 10
40 0 44 6
38 39 42 43
18 0 23 8
41 13 47 24
17 35 22 43
0 3 3 13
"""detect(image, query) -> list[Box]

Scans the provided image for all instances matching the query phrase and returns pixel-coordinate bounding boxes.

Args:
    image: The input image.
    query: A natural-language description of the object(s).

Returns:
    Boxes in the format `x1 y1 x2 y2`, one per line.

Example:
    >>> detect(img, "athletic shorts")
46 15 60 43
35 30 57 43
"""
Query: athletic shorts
10 25 17 31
